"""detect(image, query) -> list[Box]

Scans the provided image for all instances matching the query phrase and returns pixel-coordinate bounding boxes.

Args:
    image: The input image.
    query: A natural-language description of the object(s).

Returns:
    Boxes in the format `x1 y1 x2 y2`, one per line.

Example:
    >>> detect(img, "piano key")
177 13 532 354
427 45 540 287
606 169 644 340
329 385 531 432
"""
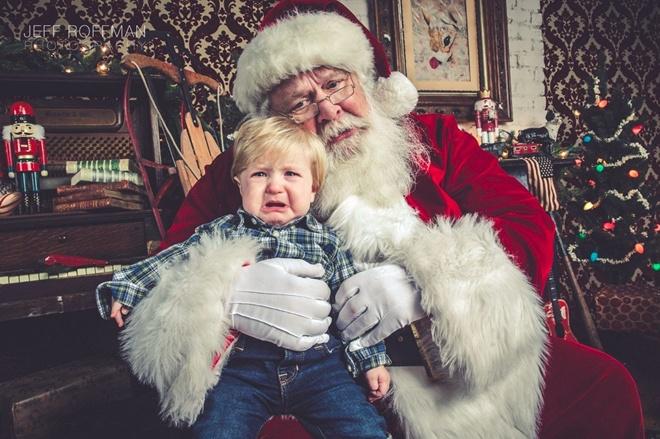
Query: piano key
1 265 125 285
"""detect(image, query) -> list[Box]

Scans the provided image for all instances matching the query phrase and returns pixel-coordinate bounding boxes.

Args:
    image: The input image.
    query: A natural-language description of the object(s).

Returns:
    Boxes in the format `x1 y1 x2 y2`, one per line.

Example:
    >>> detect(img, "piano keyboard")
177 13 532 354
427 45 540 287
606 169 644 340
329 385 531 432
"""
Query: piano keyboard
0 265 125 285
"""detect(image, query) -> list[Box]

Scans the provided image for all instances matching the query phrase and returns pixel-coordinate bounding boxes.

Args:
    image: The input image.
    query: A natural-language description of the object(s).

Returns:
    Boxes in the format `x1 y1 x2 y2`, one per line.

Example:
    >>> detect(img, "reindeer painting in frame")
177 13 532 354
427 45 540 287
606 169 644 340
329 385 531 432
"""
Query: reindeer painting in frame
402 0 480 91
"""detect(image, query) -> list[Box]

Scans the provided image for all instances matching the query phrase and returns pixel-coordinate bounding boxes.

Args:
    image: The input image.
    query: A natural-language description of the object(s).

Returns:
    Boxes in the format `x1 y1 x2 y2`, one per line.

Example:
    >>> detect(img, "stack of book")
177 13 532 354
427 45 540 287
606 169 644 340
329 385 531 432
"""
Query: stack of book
52 180 147 213
48 159 143 186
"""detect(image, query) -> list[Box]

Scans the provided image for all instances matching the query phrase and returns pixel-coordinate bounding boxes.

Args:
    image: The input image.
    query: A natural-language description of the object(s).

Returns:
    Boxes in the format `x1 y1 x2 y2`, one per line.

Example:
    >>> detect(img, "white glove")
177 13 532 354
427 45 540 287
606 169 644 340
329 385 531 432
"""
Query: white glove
229 258 332 351
335 264 425 349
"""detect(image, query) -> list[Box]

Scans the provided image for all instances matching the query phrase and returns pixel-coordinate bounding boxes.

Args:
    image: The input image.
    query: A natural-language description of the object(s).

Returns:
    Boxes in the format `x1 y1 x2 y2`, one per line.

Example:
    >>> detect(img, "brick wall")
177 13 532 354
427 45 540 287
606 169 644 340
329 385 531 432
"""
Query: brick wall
500 0 547 133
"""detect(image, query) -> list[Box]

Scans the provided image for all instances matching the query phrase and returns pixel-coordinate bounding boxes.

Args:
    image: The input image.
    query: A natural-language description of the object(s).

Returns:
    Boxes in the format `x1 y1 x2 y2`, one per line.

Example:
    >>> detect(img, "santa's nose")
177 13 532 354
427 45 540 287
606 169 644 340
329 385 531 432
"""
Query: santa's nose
316 98 342 124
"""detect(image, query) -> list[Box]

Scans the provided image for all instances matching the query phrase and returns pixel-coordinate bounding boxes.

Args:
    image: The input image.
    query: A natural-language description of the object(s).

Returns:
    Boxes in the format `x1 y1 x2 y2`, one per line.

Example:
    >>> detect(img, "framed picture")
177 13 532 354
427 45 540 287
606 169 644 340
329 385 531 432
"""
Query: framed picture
371 0 512 121
402 0 480 92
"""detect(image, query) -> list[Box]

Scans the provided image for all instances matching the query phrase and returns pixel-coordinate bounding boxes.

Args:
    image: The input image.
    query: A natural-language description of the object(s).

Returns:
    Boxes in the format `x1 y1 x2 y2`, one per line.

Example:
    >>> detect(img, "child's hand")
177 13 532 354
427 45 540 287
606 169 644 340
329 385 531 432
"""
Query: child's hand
110 300 131 328
364 365 390 403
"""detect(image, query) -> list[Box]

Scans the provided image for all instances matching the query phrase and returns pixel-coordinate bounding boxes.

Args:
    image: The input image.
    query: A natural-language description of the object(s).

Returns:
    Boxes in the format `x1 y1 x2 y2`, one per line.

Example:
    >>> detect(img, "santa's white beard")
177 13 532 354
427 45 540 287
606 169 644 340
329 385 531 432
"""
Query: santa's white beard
313 101 426 221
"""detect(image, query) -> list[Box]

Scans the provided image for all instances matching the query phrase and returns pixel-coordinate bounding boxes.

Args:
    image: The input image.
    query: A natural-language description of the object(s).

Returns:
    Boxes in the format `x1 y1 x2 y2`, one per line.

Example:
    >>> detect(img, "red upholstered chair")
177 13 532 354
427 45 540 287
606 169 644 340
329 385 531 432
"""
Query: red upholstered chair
258 416 313 439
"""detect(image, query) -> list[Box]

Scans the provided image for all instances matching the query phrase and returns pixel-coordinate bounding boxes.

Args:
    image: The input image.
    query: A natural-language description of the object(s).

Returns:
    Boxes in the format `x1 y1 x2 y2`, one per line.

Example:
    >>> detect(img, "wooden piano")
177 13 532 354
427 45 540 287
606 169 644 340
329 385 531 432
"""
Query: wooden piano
0 73 170 438
0 210 153 323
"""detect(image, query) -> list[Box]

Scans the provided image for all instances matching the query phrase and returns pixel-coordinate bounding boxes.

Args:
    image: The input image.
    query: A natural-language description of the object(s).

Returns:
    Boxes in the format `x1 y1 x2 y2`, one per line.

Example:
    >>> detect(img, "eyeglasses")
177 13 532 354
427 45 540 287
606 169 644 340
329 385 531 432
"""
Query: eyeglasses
284 76 355 124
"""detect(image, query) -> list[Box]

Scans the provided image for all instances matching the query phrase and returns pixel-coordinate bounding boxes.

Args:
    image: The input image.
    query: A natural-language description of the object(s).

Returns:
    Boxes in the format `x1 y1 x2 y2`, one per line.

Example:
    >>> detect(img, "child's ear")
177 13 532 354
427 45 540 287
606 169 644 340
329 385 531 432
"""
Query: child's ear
233 176 241 188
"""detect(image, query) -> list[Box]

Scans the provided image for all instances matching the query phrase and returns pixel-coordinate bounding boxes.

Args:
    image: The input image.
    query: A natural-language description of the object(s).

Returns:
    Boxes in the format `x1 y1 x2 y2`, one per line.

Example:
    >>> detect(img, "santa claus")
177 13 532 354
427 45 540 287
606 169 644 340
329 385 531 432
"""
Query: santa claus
111 1 643 438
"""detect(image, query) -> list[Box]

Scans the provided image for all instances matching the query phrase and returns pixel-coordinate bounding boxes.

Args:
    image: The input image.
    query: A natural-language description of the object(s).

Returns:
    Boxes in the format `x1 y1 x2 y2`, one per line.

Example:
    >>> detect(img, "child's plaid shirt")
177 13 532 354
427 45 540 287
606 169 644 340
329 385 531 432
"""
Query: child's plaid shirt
96 208 389 376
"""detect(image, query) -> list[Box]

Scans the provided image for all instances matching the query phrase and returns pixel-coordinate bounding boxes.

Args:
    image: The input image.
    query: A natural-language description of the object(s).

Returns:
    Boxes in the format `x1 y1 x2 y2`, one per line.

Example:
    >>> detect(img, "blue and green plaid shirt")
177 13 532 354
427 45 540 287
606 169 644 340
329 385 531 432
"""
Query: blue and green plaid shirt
96 208 389 376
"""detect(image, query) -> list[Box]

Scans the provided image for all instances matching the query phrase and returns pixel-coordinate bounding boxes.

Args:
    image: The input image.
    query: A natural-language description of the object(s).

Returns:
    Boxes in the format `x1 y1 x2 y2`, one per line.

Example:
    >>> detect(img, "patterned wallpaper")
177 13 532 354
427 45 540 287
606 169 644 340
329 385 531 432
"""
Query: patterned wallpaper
541 0 658 289
0 1 274 93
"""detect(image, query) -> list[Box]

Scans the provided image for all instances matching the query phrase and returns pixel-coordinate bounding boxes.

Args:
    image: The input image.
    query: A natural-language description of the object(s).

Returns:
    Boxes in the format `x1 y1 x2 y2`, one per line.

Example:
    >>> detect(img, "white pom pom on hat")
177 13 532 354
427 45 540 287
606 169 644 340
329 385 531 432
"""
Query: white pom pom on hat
233 0 418 118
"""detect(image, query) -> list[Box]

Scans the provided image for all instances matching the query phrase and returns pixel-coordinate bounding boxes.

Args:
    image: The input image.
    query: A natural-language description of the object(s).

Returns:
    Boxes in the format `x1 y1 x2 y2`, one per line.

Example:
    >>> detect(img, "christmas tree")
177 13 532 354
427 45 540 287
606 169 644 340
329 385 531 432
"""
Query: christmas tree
561 78 658 284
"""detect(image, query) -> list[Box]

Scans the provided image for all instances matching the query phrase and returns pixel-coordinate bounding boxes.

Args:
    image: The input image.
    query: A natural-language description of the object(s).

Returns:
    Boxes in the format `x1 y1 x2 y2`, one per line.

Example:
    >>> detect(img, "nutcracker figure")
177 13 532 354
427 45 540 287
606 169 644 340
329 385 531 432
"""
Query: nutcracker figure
2 101 48 213
474 89 499 145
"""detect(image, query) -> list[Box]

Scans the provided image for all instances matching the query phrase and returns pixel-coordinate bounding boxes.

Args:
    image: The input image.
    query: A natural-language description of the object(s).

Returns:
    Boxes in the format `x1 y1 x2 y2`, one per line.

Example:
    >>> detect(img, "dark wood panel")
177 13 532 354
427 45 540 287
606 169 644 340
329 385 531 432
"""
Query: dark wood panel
0 274 112 322
0 222 146 272
0 291 96 322
0 356 133 439
0 210 152 231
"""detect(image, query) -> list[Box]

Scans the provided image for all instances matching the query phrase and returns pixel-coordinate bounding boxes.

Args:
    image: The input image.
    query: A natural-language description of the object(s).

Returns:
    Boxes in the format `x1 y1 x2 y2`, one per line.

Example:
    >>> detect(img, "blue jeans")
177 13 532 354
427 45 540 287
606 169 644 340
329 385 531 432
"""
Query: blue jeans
192 335 388 439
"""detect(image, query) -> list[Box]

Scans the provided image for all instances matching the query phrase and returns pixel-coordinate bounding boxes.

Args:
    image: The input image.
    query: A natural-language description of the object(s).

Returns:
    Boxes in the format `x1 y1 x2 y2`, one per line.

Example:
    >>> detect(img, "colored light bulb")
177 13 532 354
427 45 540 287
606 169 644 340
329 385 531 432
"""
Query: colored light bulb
653 263 660 271
634 243 644 254
575 159 583 167
583 201 594 211
590 251 599 262
96 61 110 75
597 99 608 108
628 169 639 178
631 124 643 135
578 231 587 239
603 221 615 231
583 134 592 143
588 179 596 188
595 164 604 172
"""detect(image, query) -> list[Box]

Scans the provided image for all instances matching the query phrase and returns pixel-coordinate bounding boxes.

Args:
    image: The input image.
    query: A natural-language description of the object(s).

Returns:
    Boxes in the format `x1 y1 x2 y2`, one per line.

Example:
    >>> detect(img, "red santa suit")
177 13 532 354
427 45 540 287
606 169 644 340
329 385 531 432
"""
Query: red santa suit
152 114 642 438
121 2 642 438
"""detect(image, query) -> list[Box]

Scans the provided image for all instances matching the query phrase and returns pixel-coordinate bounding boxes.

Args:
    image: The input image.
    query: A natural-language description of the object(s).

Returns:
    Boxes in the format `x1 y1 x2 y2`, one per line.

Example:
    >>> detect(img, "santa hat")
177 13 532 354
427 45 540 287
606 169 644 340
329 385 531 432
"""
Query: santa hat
232 0 418 118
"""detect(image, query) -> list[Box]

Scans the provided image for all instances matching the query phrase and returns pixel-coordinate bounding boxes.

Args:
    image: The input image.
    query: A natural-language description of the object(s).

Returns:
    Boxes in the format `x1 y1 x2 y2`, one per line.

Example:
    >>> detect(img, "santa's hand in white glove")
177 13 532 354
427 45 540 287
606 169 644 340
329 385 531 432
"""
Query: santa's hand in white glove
334 264 426 350
229 258 332 351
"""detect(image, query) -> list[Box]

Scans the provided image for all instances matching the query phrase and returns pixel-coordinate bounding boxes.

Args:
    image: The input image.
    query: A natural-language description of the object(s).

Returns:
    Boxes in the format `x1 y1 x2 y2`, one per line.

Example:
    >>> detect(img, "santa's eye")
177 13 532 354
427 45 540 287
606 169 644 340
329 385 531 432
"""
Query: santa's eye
290 99 313 114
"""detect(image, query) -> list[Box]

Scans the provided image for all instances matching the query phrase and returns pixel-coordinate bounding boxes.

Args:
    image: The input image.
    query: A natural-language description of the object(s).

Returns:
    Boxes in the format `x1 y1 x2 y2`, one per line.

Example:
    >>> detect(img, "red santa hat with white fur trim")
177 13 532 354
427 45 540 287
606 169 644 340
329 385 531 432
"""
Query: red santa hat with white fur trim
232 0 418 118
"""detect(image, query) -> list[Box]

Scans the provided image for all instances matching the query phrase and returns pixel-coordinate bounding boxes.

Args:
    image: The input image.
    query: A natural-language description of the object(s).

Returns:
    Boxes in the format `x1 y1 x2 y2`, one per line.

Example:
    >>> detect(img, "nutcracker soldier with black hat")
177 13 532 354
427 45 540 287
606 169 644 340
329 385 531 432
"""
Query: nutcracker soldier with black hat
3 101 48 213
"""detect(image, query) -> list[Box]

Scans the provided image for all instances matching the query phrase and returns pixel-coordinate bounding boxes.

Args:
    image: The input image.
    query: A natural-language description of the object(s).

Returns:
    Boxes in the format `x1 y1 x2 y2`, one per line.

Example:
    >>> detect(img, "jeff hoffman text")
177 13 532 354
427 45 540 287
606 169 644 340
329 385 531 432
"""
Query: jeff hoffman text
23 24 146 39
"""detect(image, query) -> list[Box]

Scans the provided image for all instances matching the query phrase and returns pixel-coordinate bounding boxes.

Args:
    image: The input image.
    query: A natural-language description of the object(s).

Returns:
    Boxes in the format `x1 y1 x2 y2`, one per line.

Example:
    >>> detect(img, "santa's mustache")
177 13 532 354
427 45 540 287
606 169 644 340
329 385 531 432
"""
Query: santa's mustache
319 113 370 144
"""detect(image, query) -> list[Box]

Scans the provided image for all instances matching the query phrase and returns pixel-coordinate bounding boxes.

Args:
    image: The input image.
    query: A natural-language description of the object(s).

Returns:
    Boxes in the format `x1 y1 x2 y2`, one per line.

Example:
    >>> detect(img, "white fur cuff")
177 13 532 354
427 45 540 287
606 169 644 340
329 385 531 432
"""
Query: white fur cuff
390 215 548 437
120 235 261 426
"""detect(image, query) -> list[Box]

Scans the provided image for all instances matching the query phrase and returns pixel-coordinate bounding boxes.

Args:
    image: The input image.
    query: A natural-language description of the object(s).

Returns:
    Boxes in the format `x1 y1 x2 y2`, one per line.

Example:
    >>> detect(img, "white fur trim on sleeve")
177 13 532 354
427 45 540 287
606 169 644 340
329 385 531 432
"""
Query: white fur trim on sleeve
390 215 548 437
119 235 261 426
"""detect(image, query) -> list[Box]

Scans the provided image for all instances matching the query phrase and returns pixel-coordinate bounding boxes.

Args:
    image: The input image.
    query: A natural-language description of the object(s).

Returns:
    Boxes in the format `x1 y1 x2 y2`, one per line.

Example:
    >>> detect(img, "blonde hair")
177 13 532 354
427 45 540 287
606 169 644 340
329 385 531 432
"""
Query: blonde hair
231 116 327 191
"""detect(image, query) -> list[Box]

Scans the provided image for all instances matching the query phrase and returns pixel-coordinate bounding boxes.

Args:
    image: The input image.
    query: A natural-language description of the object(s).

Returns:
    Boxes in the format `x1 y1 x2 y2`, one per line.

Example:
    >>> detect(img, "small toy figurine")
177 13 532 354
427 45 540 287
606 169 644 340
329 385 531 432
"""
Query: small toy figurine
2 101 48 213
474 90 499 145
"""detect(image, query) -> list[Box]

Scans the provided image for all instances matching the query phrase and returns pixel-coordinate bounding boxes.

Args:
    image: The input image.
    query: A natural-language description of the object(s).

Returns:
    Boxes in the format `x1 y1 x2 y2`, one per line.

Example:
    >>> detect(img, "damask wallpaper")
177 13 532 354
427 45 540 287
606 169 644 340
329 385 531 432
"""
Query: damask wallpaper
0 0 276 93
541 0 658 289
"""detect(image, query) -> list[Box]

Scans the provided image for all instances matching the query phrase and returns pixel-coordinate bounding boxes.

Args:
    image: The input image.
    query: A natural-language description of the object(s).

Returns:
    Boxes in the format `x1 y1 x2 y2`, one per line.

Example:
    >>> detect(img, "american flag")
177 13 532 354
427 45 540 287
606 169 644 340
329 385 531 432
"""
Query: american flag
522 156 560 212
